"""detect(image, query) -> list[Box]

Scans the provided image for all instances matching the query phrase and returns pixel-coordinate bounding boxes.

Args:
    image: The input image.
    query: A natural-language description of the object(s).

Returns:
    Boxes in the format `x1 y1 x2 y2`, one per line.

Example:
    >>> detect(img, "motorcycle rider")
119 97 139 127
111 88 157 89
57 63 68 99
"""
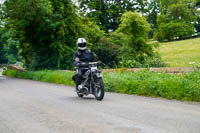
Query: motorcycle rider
73 38 96 89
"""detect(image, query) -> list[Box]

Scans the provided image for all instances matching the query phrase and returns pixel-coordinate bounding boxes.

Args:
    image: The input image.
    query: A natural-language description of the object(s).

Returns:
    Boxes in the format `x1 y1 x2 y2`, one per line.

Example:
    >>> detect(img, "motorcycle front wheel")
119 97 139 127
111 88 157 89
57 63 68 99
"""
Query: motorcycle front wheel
94 78 104 101
76 84 84 98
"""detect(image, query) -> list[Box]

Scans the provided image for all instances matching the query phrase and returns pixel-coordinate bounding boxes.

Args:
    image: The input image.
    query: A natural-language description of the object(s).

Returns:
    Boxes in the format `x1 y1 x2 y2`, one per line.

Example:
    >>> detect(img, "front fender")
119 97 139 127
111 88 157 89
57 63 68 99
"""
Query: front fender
96 72 103 78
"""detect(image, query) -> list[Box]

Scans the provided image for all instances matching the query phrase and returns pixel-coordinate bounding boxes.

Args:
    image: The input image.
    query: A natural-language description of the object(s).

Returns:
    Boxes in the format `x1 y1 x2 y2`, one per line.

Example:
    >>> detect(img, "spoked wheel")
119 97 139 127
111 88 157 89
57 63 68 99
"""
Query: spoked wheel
77 92 84 98
76 84 84 98
94 78 104 101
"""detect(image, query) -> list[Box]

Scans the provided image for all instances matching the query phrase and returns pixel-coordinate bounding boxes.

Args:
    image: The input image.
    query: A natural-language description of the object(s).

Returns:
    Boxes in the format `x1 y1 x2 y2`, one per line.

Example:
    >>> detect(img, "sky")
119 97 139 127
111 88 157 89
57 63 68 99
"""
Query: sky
0 0 5 4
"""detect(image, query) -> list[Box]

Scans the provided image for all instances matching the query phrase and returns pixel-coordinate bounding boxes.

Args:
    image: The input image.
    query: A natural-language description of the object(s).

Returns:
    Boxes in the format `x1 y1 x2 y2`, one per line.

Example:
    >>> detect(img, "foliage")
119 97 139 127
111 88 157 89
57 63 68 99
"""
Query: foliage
194 0 200 32
0 21 20 65
195 17 200 33
3 69 75 86
1 0 81 70
90 18 166 68
147 0 160 38
1 0 105 70
117 11 151 47
119 52 166 68
3 68 18 77
0 20 21 64
135 0 149 15
78 0 151 32
79 17 104 48
0 30 7 63
4 69 200 102
103 71 200 101
3 0 198 69
92 37 120 68
116 11 156 66
155 0 197 41
78 0 134 32
89 11 166 68
155 22 195 41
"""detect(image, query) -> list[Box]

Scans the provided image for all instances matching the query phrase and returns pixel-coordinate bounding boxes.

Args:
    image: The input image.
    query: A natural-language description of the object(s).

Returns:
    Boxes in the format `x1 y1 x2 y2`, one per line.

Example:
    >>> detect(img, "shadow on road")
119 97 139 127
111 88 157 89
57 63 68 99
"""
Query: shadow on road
61 95 97 102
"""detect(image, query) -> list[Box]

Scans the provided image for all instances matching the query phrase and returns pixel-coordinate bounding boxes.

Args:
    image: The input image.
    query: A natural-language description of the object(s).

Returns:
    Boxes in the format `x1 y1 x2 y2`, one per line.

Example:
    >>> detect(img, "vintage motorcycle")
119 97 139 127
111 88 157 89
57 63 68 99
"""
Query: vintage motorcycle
73 62 105 101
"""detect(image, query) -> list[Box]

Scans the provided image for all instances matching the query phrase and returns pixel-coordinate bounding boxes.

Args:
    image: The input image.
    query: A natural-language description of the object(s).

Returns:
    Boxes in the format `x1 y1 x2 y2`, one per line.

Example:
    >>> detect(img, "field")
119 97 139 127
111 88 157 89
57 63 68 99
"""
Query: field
158 37 200 67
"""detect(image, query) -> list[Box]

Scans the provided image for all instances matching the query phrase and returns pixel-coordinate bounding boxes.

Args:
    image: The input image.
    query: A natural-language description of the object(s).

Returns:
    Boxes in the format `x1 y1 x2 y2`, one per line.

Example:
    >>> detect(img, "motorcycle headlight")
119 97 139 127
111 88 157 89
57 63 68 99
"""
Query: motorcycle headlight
91 66 97 72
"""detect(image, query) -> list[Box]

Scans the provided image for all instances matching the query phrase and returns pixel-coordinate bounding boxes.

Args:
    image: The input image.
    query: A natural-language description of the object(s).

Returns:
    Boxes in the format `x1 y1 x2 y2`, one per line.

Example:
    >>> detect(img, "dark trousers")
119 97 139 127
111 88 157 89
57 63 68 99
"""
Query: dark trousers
73 68 88 86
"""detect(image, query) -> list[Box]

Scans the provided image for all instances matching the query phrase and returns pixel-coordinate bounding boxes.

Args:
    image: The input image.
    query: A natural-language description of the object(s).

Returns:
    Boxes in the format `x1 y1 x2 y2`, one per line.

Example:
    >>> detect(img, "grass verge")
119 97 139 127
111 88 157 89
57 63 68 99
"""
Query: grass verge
3 69 200 102
3 69 75 86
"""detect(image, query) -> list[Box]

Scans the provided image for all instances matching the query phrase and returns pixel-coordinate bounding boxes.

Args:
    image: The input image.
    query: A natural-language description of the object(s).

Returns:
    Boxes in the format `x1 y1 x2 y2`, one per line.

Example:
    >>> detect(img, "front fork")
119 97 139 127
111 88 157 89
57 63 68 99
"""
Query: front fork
90 72 102 94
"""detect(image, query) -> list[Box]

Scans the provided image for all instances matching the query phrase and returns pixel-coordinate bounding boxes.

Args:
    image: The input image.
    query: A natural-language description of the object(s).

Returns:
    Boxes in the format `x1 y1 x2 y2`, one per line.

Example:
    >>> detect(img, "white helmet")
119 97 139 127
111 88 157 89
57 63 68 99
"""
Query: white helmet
77 38 87 50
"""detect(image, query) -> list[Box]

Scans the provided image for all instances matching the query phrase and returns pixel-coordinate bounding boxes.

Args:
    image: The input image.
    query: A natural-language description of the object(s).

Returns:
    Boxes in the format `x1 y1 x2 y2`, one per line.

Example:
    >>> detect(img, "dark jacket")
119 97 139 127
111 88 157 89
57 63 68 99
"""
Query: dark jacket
73 49 96 66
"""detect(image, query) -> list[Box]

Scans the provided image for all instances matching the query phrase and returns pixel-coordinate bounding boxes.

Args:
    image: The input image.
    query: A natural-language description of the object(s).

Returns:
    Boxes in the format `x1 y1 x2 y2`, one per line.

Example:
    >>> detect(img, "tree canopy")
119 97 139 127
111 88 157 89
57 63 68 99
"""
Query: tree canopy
116 12 155 66
78 0 137 32
1 0 81 69
0 0 198 69
155 0 197 41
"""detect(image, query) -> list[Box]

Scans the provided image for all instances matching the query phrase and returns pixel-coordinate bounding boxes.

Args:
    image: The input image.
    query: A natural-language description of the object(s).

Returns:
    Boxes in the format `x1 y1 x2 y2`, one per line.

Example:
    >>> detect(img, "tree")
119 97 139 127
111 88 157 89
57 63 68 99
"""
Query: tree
2 0 81 69
78 0 157 33
147 0 160 38
0 29 21 64
79 17 104 47
194 0 200 32
0 4 6 63
92 37 120 68
155 0 197 41
0 28 7 64
78 0 137 32
0 4 21 64
135 0 149 15
116 11 154 65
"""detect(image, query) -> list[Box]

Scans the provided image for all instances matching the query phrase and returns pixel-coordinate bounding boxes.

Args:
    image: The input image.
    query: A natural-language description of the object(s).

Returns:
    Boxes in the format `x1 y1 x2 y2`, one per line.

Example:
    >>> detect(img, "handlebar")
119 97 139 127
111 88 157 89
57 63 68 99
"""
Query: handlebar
78 62 105 67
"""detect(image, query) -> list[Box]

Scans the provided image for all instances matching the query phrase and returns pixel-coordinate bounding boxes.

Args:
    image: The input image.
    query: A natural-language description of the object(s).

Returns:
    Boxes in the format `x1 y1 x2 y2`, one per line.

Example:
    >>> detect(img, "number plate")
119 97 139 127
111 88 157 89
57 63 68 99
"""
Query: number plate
91 66 97 71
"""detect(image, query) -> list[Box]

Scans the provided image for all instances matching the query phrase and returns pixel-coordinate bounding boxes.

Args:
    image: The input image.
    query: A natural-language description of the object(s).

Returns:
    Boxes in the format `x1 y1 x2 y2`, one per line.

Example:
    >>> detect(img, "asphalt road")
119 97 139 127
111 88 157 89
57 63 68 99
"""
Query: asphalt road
0 76 200 133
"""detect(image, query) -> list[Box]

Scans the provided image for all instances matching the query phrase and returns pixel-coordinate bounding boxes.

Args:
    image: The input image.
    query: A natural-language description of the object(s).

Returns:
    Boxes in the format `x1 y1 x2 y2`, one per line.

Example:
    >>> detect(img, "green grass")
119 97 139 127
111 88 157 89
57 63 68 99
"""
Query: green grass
158 37 200 67
4 69 75 86
4 69 200 102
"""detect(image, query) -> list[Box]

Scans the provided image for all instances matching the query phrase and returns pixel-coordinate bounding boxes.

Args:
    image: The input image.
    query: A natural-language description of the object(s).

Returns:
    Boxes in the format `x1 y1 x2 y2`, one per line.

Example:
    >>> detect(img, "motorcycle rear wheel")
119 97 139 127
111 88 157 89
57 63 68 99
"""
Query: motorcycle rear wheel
94 78 104 101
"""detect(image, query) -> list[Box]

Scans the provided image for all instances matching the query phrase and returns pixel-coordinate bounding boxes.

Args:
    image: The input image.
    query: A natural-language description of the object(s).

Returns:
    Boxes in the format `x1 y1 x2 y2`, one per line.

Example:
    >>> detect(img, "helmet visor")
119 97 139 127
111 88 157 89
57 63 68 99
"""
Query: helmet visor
78 42 86 48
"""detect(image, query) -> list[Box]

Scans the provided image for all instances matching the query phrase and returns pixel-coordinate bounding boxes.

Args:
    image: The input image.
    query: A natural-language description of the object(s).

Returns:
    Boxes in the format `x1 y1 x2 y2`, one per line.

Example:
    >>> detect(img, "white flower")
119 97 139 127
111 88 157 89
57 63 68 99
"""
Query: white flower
189 62 195 65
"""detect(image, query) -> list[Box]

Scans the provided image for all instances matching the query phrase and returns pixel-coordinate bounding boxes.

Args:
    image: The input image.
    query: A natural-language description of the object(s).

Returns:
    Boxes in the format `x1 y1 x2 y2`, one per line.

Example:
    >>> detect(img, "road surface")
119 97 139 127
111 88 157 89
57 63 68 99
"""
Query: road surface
0 76 200 133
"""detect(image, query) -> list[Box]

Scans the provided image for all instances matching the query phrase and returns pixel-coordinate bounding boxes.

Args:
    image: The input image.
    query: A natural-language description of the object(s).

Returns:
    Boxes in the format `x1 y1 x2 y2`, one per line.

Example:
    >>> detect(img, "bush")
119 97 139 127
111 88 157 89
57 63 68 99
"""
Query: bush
119 53 166 68
103 71 200 101
92 37 120 68
155 22 195 41
3 69 18 77
114 11 166 67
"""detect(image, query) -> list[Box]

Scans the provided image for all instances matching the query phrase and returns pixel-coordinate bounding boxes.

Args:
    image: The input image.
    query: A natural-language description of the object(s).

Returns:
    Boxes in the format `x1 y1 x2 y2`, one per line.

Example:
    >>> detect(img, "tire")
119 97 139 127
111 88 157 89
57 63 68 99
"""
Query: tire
94 78 104 101
77 92 84 98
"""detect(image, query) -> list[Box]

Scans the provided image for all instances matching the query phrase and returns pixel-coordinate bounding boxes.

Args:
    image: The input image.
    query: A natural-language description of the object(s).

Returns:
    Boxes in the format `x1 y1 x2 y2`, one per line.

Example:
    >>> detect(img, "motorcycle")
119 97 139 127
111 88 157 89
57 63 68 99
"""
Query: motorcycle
73 62 105 101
